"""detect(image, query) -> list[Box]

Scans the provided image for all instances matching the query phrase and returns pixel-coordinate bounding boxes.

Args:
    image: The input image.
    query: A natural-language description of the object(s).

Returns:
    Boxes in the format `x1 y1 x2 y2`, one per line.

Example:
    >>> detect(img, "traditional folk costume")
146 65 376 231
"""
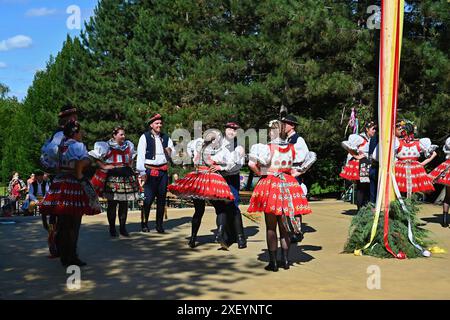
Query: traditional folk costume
428 137 450 187
89 139 139 237
168 137 235 248
248 131 312 271
248 139 312 219
40 136 101 266
340 133 372 209
394 137 436 197
210 124 247 249
428 137 450 227
39 106 78 258
283 115 316 243
136 114 175 233
168 138 234 201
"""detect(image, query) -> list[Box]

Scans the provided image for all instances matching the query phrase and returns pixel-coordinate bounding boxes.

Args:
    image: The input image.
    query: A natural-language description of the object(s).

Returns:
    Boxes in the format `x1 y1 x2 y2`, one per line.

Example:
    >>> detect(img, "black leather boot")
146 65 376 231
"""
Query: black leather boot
215 225 228 249
237 234 247 249
141 222 149 232
265 250 278 272
156 224 165 234
119 226 130 237
109 226 118 237
188 219 201 248
442 212 449 227
279 249 290 270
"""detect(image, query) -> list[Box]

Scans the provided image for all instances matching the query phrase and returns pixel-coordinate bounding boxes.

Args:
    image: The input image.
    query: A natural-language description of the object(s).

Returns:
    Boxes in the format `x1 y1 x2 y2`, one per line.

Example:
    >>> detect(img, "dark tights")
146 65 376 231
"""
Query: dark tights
264 214 291 252
107 200 128 229
444 186 450 214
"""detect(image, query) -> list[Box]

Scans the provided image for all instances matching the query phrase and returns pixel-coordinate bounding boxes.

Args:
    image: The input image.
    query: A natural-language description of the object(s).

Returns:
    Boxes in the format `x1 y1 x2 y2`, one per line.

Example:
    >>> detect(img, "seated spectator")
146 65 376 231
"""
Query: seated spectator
27 170 49 215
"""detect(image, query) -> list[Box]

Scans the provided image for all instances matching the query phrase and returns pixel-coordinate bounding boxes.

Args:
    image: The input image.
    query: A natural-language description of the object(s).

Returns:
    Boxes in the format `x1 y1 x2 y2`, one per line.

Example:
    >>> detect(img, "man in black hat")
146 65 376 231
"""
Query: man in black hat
209 122 247 249
281 115 310 243
137 113 174 233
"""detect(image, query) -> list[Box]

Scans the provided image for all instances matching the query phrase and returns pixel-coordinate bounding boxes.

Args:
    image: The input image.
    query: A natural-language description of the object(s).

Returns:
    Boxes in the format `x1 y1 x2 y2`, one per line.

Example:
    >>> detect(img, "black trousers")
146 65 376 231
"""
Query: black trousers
57 215 82 264
143 169 168 227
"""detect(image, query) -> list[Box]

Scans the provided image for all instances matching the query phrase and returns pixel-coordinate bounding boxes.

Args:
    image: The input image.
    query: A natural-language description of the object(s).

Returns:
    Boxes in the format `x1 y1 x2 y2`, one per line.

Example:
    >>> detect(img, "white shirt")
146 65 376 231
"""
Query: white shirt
211 138 245 175
136 132 175 175
288 131 309 164
29 181 50 201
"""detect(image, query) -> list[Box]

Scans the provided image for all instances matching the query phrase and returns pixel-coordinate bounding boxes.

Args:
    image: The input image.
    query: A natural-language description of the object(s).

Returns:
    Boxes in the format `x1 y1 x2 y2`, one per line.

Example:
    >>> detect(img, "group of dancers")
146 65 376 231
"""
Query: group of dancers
38 105 316 271
37 103 449 271
339 119 450 226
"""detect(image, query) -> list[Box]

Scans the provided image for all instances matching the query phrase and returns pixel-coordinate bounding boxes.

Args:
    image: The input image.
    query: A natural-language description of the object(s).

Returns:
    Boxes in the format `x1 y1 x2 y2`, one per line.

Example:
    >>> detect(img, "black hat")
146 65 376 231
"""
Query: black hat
280 115 299 126
34 169 44 176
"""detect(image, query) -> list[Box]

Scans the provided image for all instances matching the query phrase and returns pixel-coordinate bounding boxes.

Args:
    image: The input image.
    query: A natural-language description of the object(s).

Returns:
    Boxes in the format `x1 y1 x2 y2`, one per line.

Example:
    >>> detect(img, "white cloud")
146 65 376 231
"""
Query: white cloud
26 7 57 17
0 62 7 68
0 35 33 51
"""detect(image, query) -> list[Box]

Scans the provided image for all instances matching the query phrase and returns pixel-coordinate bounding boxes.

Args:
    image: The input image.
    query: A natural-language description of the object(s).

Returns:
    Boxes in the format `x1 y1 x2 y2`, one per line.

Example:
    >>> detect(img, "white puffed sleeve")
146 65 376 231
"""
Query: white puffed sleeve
249 143 270 166
88 141 110 160
66 142 90 162
443 137 450 159
296 151 317 173
187 138 204 159
419 138 438 158
342 134 363 154
127 140 137 159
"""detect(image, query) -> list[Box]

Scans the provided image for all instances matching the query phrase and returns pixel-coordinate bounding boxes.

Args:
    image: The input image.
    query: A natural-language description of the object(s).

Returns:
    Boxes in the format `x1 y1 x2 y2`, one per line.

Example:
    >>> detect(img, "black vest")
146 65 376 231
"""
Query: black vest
287 132 300 145
144 131 169 160
32 181 47 197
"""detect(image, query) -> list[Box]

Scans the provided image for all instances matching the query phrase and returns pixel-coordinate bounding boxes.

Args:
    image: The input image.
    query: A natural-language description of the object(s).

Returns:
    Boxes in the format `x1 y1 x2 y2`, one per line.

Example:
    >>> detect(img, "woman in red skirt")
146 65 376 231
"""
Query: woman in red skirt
339 121 377 210
168 131 235 249
89 126 139 237
394 122 437 198
248 120 311 272
40 120 101 267
429 137 450 227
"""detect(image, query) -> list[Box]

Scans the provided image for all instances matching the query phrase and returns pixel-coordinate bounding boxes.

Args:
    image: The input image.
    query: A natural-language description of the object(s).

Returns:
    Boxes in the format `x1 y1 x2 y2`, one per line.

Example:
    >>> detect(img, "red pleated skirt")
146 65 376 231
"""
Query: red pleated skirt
394 160 435 193
247 173 311 216
428 159 450 186
40 174 101 216
168 168 234 201
340 159 360 181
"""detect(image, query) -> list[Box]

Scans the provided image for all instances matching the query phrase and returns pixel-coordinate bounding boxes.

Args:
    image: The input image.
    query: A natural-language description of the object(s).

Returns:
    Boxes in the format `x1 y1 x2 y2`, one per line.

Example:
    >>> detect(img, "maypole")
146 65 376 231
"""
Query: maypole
355 0 406 259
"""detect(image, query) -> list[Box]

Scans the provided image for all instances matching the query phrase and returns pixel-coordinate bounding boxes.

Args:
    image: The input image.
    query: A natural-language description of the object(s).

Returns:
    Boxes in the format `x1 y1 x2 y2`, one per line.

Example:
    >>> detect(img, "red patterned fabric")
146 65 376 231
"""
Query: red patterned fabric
394 160 435 193
339 159 361 181
91 169 108 196
247 173 311 216
40 174 101 216
429 159 450 186
168 166 234 201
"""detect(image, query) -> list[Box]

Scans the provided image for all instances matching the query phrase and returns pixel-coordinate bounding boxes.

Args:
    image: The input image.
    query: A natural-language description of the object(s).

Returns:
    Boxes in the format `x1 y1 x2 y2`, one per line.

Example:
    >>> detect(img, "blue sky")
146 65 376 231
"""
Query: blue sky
0 0 99 100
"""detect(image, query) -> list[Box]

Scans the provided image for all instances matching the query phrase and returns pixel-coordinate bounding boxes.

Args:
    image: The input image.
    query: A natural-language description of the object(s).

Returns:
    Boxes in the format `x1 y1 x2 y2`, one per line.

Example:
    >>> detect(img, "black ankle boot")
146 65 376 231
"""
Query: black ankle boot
141 222 149 232
119 226 130 237
215 225 228 249
109 226 118 237
189 219 201 248
442 212 449 227
265 250 278 272
237 234 247 249
156 224 165 234
279 249 290 270
188 235 197 248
